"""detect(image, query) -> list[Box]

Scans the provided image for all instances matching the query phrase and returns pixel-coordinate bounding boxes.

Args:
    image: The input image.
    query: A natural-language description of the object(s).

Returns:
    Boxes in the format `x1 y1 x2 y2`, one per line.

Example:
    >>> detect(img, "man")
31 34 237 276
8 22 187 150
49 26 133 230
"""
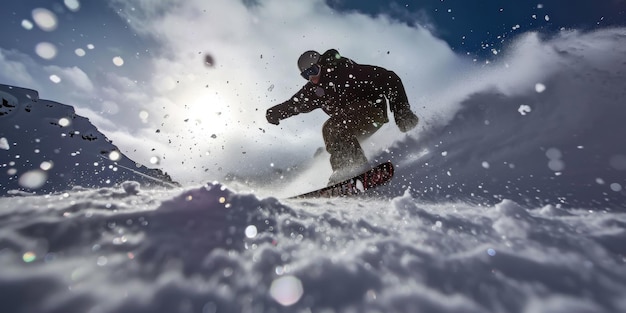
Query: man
266 49 419 184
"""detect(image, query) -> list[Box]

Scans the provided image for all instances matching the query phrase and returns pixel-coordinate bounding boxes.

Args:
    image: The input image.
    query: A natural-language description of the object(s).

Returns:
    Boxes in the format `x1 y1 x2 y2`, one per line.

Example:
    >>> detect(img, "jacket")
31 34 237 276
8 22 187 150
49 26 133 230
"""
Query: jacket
268 49 410 122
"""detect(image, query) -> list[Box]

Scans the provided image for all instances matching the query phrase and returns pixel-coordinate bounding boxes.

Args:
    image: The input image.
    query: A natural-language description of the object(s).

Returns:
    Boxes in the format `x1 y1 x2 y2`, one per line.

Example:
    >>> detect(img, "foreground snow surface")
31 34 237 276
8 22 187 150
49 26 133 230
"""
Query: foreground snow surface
1 183 625 313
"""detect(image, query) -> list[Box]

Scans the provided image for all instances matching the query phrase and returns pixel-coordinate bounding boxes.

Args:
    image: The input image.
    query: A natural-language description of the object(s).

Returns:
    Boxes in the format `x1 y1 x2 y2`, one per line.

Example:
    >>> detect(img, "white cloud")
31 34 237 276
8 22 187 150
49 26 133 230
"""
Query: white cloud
44 65 95 93
0 49 38 88
101 0 468 182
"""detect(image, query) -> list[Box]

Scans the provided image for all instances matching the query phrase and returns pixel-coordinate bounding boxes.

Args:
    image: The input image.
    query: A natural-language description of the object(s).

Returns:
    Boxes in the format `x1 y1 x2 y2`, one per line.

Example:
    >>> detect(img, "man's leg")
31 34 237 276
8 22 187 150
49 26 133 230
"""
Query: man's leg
322 103 388 172
323 115 368 172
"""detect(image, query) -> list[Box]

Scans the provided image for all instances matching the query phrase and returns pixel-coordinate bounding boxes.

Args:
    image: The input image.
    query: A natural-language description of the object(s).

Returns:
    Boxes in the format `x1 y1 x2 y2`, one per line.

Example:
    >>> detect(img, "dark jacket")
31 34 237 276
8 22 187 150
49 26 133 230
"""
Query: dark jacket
268 49 410 122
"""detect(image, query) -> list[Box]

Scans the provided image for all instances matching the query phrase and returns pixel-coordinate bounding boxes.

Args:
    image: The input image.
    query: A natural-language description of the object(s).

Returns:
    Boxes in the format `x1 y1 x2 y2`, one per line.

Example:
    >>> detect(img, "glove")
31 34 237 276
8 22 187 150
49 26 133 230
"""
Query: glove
266 108 281 125
394 109 419 132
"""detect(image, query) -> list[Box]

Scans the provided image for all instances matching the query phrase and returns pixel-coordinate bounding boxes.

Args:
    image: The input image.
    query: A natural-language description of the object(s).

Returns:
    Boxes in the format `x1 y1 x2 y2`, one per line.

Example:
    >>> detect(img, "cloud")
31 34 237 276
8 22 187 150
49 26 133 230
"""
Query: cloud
0 49 38 88
44 65 95 93
100 0 470 183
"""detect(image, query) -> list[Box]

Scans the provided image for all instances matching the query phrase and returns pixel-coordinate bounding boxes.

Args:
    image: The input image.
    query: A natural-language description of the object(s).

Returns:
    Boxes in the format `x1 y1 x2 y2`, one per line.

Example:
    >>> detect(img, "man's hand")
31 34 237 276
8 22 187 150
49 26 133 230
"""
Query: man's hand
266 109 281 125
394 109 419 133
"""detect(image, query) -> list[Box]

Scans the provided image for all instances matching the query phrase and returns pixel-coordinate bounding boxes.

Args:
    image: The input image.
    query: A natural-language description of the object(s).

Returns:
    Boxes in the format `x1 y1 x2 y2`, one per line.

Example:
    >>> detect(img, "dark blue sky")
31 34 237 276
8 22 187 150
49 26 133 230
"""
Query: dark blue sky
2 0 625 65
328 0 626 58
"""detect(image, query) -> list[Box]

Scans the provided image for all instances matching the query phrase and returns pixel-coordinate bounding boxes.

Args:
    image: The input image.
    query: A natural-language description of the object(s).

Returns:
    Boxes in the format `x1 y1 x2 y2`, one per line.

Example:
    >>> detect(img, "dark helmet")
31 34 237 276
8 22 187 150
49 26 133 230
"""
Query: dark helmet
297 50 320 72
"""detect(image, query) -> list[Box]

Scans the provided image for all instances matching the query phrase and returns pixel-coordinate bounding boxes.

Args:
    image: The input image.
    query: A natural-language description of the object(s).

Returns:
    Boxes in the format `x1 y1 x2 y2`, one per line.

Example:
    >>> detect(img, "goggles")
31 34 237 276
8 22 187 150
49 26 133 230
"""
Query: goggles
300 64 320 80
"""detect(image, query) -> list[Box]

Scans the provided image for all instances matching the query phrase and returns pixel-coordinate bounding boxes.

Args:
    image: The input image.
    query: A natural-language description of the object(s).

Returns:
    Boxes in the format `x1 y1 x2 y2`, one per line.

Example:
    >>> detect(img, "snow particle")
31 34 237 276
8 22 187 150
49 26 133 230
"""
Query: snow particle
0 137 9 150
75 48 86 57
546 148 565 172
610 183 623 192
487 248 496 256
518 105 532 115
482 161 490 169
22 252 37 263
87 44 95 50
49 75 61 84
113 56 125 67
32 8 58 31
245 225 258 238
64 0 81 12
40 161 53 171
58 117 70 127
146 157 159 166
270 275 304 306
109 151 121 161
204 54 215 67
548 160 565 172
535 83 546 93
139 110 149 122
545 15 550 22
21 19 34 30
545 148 562 160
35 42 58 60
18 170 48 189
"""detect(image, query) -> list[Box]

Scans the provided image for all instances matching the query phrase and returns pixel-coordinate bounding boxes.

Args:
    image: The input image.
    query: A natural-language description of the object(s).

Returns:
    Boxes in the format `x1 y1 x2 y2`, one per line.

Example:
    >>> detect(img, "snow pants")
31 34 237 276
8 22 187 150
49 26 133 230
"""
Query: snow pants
322 101 389 171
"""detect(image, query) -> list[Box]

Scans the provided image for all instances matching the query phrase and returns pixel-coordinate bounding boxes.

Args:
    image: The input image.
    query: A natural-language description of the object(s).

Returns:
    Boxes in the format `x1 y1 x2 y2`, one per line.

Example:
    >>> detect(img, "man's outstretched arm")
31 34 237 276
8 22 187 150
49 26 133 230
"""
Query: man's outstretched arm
266 84 321 125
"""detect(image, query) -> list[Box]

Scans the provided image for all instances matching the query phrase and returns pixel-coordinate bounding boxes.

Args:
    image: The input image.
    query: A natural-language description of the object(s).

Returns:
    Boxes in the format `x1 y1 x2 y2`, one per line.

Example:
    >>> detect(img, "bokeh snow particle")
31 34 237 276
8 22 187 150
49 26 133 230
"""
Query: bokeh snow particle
87 44 95 50
245 225 258 238
610 183 623 192
40 161 53 171
18 170 48 189
21 20 34 30
482 161 490 169
149 156 160 165
535 83 546 93
139 110 149 122
64 0 81 12
23 252 37 263
113 56 125 67
35 42 58 60
32 8 58 31
546 148 565 172
109 151 121 161
270 275 304 306
545 148 562 160
75 48 86 57
58 118 70 127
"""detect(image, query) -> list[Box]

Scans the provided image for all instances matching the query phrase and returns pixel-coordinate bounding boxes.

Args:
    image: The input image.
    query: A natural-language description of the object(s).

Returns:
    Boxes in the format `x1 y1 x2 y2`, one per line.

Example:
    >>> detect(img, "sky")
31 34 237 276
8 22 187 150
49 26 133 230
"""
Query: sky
1 0 625 184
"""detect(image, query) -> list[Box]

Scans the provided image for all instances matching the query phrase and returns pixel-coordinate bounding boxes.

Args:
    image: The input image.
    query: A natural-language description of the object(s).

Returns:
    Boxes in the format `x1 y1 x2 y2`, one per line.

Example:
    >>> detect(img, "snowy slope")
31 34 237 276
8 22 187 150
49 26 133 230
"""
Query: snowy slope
1 29 626 313
0 84 179 194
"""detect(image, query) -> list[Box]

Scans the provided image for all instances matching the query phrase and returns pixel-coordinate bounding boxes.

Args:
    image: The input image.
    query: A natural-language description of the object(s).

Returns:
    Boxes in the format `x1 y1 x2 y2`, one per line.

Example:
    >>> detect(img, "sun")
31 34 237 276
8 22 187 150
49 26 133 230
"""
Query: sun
181 91 233 133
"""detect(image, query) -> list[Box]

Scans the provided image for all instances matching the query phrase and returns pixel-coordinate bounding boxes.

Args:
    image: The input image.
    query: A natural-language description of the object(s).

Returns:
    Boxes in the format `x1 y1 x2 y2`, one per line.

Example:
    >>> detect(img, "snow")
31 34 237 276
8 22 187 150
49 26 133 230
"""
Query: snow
1 21 626 313
0 182 625 312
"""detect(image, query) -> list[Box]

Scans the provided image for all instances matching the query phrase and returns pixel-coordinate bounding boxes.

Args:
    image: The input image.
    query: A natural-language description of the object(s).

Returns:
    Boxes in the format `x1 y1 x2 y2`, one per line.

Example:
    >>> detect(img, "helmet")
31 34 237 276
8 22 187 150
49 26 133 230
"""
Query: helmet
297 50 320 72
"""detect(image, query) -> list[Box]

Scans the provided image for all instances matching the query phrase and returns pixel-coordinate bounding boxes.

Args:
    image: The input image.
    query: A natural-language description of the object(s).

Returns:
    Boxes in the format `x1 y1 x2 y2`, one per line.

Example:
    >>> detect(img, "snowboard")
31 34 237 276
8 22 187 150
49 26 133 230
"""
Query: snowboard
290 161 394 199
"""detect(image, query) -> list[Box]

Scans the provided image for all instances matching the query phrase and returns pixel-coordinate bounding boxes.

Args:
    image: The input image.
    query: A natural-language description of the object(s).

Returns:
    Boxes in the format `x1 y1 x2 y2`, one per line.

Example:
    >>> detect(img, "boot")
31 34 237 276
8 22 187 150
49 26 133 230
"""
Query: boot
327 145 369 185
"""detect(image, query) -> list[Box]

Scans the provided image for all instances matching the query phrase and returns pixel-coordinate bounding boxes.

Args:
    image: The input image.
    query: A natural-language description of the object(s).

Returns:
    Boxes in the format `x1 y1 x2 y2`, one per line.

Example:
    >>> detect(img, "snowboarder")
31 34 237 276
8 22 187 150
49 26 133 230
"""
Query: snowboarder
266 49 419 184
